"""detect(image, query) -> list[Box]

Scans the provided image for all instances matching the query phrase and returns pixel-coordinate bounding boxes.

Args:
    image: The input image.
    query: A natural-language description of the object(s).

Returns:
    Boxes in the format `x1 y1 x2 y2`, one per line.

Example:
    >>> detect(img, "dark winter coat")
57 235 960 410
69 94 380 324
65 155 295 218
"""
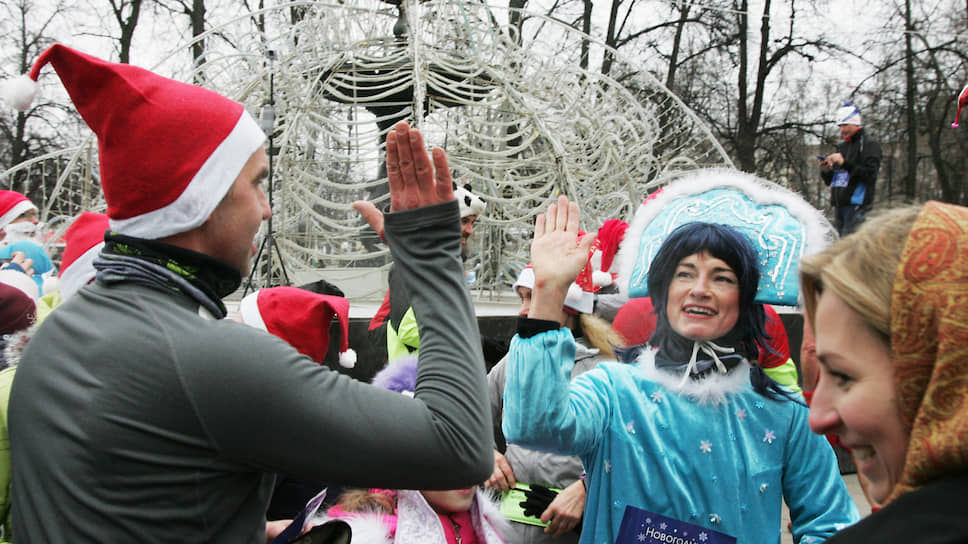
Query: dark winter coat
825 472 968 543
821 127 882 209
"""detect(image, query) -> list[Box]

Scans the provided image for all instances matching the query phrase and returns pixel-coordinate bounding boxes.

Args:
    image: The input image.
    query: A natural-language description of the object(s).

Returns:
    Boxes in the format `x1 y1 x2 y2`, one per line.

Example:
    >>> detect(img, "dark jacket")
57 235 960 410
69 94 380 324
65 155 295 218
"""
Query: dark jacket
825 473 968 543
821 127 882 209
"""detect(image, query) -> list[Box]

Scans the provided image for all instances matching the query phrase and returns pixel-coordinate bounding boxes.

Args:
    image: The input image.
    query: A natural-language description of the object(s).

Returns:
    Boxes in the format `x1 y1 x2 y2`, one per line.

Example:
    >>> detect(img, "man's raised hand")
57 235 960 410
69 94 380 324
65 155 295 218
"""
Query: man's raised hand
385 122 454 212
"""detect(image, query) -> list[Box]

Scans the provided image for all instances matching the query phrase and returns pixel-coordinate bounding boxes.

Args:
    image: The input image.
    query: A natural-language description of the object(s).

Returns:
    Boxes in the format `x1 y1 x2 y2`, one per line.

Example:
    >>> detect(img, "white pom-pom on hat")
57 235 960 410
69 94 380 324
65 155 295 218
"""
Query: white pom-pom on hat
0 74 40 112
592 269 614 288
338 348 357 369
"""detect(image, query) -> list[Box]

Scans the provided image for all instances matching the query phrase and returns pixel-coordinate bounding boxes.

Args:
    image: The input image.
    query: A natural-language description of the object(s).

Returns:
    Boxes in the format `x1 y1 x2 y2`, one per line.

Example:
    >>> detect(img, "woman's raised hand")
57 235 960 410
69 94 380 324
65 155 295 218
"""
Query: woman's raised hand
527 195 596 323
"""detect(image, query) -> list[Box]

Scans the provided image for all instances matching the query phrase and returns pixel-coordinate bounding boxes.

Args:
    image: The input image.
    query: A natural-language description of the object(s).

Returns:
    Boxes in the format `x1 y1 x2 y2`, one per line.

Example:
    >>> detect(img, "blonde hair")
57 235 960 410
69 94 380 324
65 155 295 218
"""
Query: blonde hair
579 312 626 358
799 205 922 344
336 488 397 514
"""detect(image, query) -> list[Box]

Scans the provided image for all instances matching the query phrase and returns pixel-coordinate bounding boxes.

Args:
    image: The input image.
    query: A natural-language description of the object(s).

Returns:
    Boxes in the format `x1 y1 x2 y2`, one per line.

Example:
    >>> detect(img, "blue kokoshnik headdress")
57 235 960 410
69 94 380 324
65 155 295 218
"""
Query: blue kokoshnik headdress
615 168 835 307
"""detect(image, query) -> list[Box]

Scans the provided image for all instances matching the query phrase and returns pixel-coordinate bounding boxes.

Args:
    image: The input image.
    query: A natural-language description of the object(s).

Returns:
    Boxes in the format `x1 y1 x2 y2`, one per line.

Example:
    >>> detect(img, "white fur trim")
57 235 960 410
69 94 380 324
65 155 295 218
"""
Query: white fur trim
345 516 393 544
237 290 266 330
58 243 102 301
615 167 836 299
108 110 266 239
308 488 507 544
0 74 39 112
636 346 751 405
473 487 511 542
338 348 357 368
0 269 38 299
0 200 37 230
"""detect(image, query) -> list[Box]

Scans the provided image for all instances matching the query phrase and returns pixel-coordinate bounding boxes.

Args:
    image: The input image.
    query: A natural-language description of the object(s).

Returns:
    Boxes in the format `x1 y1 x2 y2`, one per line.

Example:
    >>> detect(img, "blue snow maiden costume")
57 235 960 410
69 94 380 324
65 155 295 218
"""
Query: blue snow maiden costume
503 222 859 544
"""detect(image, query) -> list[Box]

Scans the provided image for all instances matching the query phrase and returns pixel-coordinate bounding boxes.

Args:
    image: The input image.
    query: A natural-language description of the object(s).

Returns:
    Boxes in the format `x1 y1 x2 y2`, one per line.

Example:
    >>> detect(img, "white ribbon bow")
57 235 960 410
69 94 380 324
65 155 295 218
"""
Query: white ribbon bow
677 340 736 388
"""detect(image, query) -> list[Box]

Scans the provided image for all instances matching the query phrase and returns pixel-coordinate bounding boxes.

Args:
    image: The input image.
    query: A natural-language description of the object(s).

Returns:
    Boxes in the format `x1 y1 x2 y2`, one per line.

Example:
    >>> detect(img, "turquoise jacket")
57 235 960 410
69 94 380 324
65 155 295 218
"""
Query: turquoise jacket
503 327 859 544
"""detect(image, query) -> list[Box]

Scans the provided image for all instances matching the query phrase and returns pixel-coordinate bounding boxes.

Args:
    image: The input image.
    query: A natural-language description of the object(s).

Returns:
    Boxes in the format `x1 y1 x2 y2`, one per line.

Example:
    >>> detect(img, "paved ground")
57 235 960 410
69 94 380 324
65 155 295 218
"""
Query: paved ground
781 473 870 543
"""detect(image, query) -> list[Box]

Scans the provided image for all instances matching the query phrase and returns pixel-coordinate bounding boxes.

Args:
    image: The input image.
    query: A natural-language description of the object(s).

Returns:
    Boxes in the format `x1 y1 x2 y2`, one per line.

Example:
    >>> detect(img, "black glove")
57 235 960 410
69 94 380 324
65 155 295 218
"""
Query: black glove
519 483 558 518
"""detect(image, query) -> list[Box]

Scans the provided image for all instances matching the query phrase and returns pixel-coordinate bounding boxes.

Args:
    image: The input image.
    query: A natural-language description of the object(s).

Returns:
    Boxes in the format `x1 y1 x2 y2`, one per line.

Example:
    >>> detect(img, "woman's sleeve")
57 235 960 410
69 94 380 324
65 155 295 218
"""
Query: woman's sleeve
501 327 608 456
782 408 860 542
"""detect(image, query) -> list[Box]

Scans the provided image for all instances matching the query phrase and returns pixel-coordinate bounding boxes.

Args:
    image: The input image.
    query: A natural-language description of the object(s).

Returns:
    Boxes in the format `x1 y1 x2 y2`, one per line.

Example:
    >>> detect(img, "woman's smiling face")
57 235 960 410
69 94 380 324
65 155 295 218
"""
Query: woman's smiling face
664 250 740 342
808 290 909 505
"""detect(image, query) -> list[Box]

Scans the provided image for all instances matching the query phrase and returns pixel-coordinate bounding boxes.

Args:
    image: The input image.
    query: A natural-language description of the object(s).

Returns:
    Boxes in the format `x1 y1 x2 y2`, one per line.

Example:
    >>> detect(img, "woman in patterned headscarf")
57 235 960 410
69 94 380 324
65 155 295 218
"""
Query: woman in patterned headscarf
801 201 968 542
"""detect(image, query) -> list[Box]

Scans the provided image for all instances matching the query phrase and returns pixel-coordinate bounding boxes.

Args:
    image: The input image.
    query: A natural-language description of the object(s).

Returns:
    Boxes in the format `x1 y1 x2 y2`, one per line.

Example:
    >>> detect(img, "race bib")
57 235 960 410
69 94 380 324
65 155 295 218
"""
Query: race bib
830 170 849 188
615 505 736 544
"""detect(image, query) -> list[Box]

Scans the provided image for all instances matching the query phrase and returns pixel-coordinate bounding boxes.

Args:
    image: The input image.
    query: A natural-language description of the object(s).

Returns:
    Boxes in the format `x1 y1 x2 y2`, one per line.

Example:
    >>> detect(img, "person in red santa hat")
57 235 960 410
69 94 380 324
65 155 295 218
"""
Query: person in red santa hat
4 44 490 543
0 190 41 247
25 211 112 323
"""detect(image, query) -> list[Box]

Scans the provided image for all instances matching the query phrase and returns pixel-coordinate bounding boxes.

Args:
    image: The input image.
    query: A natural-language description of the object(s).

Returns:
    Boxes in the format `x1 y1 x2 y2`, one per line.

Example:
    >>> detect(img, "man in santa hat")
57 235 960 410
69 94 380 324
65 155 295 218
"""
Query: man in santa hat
0 190 42 247
4 44 491 543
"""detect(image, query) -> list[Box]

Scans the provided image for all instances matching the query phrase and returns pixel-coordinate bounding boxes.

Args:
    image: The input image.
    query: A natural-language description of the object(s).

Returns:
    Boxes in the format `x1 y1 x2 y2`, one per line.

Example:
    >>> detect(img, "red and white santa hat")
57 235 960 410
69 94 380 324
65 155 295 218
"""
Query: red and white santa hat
0 190 36 230
58 212 110 301
952 84 968 129
585 218 628 290
1 44 265 239
239 286 357 368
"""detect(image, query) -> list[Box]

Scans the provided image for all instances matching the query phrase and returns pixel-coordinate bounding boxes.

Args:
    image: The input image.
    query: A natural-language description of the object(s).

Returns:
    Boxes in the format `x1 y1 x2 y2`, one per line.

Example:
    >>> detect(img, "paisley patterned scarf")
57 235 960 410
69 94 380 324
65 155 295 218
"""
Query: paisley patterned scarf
889 201 968 502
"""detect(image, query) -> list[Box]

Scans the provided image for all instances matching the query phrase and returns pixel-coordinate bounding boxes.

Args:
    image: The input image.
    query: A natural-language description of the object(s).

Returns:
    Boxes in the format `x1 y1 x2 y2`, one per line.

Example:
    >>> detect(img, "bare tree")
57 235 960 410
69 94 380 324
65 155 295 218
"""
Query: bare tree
861 0 968 205
722 0 837 172
158 0 207 76
903 0 918 199
0 0 89 214
109 0 146 64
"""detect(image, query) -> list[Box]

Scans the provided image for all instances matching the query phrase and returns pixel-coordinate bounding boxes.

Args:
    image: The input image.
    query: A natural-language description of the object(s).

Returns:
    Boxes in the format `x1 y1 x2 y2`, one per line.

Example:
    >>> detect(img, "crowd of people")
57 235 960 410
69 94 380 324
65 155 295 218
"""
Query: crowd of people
0 40 964 544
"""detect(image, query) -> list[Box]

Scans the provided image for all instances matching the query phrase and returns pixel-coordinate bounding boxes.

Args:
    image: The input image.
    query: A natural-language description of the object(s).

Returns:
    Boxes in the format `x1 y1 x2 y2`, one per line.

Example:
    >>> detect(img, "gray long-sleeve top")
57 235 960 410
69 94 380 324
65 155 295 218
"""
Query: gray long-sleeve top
8 200 491 543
